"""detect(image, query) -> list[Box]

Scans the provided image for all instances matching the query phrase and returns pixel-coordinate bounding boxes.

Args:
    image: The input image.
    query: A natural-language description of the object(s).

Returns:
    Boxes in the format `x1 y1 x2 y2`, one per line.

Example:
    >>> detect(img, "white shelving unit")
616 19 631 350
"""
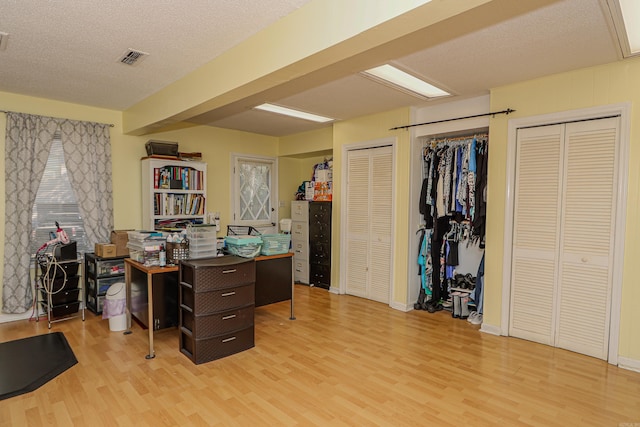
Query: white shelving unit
141 157 207 230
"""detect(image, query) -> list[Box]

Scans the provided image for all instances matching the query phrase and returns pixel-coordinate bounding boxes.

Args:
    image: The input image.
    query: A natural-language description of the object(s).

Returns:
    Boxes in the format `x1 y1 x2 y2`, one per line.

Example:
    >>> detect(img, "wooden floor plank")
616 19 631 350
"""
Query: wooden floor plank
1 284 640 427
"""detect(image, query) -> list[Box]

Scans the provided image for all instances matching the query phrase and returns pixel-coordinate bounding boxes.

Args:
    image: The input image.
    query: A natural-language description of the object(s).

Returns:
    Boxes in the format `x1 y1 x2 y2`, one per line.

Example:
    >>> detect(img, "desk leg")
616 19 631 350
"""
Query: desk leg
146 273 155 359
125 262 132 333
290 257 296 321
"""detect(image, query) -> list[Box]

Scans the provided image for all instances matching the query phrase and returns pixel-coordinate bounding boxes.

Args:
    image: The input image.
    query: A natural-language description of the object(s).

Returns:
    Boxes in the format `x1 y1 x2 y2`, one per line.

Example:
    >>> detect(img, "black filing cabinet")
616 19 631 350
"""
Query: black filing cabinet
309 201 331 289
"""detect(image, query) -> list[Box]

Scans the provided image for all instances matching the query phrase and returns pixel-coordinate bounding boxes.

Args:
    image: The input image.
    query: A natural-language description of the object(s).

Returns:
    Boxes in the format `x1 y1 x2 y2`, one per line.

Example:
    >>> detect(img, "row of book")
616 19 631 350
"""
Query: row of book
153 193 205 216
154 166 204 190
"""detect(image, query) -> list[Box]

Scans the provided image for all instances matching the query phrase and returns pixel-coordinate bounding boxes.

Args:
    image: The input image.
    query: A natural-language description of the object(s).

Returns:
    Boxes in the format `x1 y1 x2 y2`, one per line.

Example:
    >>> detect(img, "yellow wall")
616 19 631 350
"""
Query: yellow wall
279 127 333 157
487 57 640 360
278 126 334 222
333 108 412 305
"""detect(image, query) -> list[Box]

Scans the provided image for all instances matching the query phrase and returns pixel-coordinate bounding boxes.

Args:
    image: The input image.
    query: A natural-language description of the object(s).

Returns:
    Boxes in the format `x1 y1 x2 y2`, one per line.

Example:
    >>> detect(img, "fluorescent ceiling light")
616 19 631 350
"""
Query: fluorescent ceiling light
618 0 640 54
254 103 334 123
362 64 450 99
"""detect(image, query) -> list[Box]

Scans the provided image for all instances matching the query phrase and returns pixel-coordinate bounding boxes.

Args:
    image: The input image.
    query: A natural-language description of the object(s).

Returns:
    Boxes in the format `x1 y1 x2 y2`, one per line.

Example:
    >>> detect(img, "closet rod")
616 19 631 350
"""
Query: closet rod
389 108 515 131
428 133 488 145
0 109 114 127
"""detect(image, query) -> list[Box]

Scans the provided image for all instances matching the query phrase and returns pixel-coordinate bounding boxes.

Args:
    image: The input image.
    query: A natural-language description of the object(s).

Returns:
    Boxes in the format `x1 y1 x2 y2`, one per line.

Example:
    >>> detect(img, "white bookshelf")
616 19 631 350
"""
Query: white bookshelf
141 157 207 230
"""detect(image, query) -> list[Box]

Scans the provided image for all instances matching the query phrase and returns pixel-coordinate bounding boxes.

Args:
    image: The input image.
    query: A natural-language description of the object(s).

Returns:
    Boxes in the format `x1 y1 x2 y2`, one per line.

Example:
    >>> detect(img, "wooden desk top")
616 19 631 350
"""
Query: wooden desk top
255 252 294 262
125 252 292 273
124 258 179 274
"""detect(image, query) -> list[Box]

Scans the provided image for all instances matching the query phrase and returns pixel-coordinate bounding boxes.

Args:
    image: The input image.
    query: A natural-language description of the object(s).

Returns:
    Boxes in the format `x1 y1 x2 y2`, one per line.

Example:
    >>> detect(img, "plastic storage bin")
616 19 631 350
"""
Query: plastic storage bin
187 225 218 259
260 234 291 255
225 235 262 258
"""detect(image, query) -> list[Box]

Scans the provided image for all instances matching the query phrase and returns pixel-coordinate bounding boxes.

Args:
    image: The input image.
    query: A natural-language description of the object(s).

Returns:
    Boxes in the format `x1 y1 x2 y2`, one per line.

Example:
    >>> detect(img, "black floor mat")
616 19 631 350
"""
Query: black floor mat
0 332 77 400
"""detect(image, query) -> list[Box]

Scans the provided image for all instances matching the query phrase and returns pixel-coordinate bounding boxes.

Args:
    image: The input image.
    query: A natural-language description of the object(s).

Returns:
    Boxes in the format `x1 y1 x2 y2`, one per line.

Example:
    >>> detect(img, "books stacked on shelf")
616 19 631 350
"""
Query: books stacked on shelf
153 193 205 216
154 218 204 230
154 166 204 190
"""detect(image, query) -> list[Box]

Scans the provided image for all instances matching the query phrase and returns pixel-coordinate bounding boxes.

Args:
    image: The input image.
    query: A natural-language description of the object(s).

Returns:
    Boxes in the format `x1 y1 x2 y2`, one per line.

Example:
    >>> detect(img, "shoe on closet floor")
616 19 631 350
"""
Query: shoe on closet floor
467 311 478 322
469 313 483 325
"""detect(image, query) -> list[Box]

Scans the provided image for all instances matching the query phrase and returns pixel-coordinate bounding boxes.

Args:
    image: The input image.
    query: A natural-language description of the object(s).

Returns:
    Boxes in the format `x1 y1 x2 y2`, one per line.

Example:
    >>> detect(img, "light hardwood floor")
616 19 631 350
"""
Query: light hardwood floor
1 285 639 427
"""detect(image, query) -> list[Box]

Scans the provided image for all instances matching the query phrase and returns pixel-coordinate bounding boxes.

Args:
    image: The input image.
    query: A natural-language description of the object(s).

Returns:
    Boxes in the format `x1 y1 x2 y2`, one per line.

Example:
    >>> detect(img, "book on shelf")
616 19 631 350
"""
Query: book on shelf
153 166 204 190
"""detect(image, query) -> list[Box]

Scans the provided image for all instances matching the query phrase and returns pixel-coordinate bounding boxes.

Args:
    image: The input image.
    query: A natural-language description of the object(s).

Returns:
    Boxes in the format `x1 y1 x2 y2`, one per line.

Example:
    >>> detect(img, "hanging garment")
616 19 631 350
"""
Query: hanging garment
468 138 477 220
472 252 485 314
417 229 433 297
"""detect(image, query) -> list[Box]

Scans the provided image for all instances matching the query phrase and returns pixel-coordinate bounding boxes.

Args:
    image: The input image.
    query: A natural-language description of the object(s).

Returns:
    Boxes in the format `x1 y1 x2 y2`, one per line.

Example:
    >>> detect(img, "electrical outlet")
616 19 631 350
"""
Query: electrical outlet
279 200 286 208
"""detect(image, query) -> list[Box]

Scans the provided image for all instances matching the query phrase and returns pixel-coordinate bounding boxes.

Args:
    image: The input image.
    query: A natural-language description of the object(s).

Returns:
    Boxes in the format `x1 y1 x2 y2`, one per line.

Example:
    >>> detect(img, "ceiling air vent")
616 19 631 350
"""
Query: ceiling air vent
117 48 149 66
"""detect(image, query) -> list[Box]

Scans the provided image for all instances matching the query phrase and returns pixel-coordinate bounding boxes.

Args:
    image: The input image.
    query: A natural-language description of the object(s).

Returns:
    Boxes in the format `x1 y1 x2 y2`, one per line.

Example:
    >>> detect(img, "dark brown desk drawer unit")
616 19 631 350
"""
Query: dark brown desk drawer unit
179 256 256 364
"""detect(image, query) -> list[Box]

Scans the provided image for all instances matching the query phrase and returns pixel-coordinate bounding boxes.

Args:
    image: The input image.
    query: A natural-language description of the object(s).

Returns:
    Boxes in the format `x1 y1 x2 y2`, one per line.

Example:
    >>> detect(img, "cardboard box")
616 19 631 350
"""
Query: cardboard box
110 230 132 257
95 243 116 258
313 181 332 201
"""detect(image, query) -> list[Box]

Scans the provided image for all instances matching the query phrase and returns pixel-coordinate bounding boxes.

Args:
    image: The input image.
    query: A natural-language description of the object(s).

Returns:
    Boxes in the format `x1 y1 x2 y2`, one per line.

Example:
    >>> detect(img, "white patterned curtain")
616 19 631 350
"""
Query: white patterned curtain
3 113 58 313
58 119 113 248
2 113 113 314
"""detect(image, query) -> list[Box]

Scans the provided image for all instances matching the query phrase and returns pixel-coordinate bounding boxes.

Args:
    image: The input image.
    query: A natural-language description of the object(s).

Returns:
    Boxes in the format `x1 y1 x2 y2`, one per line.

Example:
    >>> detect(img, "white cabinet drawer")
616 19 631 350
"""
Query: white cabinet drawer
291 222 308 242
291 239 309 260
293 259 309 284
291 201 309 222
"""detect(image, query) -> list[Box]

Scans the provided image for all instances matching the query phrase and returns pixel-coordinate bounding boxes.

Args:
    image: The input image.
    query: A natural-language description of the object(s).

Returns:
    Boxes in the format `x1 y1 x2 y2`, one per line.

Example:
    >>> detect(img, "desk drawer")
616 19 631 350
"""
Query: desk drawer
180 258 255 292
180 283 254 315
181 304 254 339
180 325 254 364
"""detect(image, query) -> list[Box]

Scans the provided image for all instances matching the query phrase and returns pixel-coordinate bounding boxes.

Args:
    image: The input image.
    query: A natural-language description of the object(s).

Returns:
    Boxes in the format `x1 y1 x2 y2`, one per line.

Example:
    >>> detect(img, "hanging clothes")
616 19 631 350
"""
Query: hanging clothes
417 133 489 312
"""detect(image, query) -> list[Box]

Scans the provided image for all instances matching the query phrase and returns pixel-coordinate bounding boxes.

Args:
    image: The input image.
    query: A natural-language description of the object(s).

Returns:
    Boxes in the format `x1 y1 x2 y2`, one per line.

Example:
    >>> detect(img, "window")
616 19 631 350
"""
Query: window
231 154 278 227
31 136 90 255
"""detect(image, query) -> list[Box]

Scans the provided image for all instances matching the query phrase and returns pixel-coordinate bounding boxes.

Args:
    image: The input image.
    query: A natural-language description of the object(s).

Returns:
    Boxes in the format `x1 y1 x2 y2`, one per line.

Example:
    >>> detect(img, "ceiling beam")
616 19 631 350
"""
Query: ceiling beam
122 0 495 135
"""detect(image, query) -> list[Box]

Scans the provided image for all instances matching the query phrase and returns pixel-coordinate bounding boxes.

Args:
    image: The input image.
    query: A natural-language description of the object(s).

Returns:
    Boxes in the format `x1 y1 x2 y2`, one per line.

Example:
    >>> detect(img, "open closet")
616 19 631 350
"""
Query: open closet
416 130 488 323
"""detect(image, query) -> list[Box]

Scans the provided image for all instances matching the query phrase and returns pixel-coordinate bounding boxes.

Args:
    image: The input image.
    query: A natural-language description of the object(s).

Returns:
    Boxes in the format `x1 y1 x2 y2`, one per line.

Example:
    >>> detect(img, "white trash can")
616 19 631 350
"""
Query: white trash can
103 282 127 332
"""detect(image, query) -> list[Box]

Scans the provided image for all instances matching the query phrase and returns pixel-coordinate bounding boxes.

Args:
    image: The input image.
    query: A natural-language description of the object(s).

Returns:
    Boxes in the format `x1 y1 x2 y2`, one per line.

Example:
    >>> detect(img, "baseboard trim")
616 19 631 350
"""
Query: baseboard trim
480 323 502 336
0 311 32 324
390 301 411 312
328 286 340 295
618 356 640 373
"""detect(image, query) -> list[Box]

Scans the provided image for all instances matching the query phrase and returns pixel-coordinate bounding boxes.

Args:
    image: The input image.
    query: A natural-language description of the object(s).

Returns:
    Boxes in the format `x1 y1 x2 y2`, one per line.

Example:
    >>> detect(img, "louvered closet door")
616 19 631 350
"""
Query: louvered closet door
509 125 564 345
510 117 619 360
368 148 393 303
556 118 619 359
346 150 371 299
345 146 393 303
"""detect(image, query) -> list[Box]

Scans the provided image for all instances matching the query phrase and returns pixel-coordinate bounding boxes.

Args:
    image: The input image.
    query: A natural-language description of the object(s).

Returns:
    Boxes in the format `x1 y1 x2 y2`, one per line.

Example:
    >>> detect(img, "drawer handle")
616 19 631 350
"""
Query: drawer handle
222 336 237 343
222 269 237 274
221 291 236 297
222 314 236 320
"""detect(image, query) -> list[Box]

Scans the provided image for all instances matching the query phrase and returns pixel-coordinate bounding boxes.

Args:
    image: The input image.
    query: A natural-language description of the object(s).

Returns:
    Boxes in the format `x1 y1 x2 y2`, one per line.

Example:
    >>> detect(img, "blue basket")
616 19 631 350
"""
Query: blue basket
260 234 291 256
226 242 262 258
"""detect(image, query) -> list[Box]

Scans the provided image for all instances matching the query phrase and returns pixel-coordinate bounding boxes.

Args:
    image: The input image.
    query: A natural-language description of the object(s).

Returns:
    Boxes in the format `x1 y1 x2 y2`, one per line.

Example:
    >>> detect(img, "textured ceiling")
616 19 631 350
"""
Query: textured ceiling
0 0 623 137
